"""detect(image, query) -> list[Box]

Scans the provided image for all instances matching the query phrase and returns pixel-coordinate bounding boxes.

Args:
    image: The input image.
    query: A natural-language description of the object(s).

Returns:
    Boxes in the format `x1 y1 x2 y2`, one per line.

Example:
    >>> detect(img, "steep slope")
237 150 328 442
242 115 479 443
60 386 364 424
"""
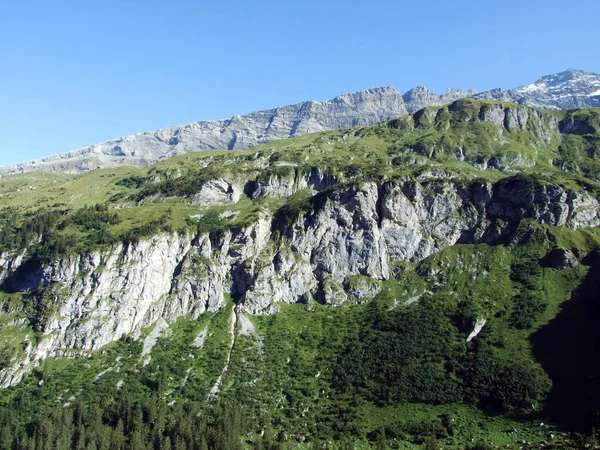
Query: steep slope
0 99 600 448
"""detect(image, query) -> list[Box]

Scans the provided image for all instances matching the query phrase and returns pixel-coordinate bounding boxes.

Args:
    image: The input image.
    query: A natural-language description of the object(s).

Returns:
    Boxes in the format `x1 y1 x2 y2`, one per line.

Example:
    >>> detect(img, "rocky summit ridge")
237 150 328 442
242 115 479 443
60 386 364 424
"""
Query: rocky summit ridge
2 69 599 175
474 69 600 109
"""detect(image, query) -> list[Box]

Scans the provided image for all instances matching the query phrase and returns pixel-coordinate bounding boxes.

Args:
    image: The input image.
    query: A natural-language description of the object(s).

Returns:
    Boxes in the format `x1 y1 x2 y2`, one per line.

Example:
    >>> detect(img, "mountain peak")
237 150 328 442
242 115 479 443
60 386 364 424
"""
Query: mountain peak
535 68 598 85
474 69 600 109
332 86 400 102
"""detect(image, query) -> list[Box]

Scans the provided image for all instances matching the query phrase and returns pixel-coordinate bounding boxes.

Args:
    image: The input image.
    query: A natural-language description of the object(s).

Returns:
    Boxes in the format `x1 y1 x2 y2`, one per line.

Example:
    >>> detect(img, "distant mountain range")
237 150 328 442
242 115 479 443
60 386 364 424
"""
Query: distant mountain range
2 69 599 175
474 69 600 109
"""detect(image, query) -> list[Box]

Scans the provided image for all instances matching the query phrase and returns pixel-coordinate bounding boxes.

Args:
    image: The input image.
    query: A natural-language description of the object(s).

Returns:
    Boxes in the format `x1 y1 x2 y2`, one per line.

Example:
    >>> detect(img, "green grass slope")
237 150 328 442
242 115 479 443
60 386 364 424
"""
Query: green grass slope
0 100 599 448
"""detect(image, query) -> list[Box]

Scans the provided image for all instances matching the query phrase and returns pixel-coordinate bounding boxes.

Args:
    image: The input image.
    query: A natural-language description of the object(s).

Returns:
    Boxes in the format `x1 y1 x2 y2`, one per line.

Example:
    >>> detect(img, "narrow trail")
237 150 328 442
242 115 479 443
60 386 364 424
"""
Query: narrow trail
207 305 238 402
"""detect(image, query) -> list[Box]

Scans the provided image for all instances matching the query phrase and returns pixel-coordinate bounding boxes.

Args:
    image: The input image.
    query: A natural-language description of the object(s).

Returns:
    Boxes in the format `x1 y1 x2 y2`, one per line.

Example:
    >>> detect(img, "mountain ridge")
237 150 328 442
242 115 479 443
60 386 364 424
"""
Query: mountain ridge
2 69 599 175
474 68 600 109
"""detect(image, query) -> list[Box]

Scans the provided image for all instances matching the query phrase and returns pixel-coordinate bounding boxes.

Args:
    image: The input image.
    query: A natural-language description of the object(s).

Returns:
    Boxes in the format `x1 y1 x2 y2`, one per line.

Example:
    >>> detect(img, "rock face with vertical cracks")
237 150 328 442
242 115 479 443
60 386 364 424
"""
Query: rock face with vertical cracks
0 176 598 386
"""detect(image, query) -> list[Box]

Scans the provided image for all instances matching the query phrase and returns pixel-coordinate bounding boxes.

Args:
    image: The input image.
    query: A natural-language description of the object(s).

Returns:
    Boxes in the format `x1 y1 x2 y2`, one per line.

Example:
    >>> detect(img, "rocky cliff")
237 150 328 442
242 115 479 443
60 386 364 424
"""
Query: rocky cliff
0 98 599 387
0 172 597 387
0 87 409 175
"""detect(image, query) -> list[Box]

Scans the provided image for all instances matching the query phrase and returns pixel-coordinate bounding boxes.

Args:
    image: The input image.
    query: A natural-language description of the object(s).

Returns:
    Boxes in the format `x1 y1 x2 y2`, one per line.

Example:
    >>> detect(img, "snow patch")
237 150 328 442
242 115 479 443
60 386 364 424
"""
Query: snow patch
518 83 542 93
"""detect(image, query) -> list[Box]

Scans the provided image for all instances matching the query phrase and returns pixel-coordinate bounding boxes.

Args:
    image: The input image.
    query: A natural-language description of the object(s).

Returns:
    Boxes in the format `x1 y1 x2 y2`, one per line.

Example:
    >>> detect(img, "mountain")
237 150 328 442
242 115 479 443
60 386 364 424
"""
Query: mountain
402 86 477 112
0 99 600 447
0 87 410 175
5 69 599 176
475 69 600 109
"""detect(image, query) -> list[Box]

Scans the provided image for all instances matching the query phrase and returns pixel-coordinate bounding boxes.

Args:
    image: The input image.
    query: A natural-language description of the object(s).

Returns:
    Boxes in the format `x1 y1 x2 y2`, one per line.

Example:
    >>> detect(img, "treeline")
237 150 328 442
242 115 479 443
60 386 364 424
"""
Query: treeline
121 212 173 245
0 204 120 256
0 392 255 450
0 208 63 254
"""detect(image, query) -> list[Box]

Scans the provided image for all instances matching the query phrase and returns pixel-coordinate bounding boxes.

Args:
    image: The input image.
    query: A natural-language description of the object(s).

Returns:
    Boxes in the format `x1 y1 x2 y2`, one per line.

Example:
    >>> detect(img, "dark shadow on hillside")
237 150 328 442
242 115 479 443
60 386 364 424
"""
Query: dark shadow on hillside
531 253 600 432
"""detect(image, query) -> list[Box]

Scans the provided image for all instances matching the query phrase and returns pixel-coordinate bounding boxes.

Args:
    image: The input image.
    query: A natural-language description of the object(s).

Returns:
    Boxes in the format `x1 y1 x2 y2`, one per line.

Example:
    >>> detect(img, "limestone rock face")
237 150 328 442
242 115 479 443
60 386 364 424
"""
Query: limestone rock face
250 167 337 199
191 179 243 205
475 69 600 110
3 69 598 175
1 173 597 386
0 87 408 175
403 86 477 113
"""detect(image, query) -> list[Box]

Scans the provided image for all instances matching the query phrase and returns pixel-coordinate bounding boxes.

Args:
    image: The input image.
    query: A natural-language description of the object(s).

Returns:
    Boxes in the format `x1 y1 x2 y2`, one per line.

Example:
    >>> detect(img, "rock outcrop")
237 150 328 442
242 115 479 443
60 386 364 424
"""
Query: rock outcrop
0 174 597 386
475 69 600 110
402 86 477 113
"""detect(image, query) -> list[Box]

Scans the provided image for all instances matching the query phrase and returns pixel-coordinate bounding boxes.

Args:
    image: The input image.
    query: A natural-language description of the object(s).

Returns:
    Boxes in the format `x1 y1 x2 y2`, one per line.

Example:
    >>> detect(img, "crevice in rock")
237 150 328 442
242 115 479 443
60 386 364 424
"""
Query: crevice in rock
264 109 278 135
171 256 186 280
243 180 257 198
0 256 43 294
288 118 302 137
502 108 512 132
227 132 238 150
313 280 326 305
375 184 385 229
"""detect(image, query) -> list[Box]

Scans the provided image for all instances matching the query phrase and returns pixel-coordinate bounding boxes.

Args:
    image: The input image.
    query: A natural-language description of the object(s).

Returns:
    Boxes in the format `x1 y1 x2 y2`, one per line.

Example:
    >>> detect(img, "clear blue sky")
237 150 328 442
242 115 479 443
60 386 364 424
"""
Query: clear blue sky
1 0 599 166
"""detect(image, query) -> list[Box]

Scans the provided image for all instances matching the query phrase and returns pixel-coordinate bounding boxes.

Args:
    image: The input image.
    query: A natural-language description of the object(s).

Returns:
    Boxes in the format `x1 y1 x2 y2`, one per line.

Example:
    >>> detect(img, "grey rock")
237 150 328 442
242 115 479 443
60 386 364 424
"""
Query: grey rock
541 248 579 269
475 69 600 110
343 276 382 303
320 278 349 306
466 318 487 342
0 87 408 175
403 86 477 113
191 179 242 205
4 69 598 176
0 174 598 386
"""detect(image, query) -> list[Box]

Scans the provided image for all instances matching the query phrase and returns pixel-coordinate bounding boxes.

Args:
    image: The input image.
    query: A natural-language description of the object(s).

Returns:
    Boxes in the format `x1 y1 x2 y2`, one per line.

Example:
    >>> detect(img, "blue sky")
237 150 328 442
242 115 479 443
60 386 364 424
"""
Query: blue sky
1 0 599 166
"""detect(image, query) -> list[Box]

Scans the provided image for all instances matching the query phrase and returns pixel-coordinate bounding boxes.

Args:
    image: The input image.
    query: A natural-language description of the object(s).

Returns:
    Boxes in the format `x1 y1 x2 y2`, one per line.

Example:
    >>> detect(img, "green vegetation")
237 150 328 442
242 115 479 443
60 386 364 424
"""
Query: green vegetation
0 228 598 448
0 100 600 447
0 99 597 262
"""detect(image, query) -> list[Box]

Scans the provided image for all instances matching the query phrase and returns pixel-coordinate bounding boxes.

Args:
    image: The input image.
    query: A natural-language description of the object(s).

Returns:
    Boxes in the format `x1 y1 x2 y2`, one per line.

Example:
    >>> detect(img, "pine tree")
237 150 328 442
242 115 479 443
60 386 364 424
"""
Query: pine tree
109 420 125 450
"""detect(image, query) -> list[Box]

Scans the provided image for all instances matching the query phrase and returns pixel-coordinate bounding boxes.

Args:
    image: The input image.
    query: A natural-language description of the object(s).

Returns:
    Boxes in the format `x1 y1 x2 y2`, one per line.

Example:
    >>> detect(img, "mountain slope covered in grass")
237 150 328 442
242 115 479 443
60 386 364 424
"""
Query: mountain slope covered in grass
0 99 599 448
